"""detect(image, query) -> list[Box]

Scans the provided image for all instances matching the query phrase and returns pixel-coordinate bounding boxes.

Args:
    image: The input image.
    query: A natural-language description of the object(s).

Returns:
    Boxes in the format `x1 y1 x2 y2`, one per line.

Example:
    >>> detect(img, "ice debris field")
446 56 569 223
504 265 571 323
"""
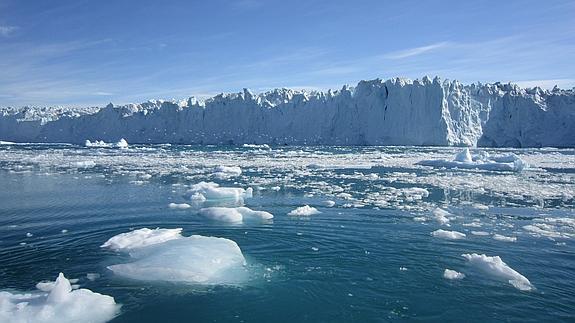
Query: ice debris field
0 143 574 322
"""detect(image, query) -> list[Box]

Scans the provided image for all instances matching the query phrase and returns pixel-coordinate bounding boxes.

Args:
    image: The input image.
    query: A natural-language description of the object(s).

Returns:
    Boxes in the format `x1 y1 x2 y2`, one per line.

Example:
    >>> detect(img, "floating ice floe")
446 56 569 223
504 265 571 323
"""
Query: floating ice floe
288 205 321 216
443 269 465 280
322 200 336 207
85 138 129 149
168 203 191 209
492 234 517 242
101 228 183 251
462 253 533 291
0 273 119 323
199 206 273 223
418 148 528 172
522 217 575 239
213 165 242 179
431 229 466 240
242 144 270 149
102 228 247 284
187 182 252 203
432 208 451 225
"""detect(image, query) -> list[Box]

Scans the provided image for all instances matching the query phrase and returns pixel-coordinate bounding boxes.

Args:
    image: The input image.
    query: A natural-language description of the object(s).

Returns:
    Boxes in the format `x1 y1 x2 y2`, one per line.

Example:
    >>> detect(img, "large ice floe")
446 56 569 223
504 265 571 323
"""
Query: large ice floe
0 273 119 323
462 253 533 291
418 148 528 172
199 206 273 223
187 182 253 204
1 77 574 148
101 228 247 284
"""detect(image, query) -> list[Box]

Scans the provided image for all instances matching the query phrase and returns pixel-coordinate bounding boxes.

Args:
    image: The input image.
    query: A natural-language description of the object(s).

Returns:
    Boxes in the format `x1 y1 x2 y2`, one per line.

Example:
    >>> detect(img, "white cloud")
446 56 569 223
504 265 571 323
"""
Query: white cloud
0 25 17 36
383 42 450 59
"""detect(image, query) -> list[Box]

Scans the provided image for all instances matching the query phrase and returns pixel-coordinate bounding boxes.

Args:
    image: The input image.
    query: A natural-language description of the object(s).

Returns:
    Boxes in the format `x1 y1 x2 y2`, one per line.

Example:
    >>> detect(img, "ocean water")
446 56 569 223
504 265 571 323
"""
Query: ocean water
0 144 573 322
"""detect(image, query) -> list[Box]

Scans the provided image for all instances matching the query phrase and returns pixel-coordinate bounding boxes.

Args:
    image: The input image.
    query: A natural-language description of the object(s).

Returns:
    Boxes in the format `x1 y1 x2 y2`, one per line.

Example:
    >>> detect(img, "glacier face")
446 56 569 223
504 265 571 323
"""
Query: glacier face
1 77 573 147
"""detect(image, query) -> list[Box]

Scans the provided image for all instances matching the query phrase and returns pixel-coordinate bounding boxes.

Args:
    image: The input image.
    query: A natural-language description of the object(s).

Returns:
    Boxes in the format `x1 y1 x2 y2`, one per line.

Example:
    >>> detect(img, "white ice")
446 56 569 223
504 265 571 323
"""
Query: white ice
288 205 321 216
418 148 528 172
213 165 242 179
443 269 465 280
0 273 119 323
188 182 252 203
101 228 183 251
431 229 466 240
104 229 247 284
199 206 273 223
168 203 191 209
492 234 517 242
462 253 533 291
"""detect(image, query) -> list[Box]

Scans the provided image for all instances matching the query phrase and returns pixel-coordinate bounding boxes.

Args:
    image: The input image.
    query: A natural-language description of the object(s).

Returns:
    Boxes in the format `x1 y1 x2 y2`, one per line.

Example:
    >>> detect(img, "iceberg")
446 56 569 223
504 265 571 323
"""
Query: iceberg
431 229 466 240
1 77 573 147
102 228 248 284
187 182 252 203
443 269 465 280
0 273 119 323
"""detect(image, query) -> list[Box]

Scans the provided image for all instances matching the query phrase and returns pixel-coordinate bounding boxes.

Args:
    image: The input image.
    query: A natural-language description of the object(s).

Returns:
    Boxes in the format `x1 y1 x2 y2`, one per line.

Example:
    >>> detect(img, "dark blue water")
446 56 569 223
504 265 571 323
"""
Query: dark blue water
0 144 573 322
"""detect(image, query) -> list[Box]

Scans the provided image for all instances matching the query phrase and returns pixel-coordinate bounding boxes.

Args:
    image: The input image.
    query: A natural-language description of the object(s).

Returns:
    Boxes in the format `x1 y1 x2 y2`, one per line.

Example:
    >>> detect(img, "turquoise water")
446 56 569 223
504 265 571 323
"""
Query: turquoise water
0 144 574 322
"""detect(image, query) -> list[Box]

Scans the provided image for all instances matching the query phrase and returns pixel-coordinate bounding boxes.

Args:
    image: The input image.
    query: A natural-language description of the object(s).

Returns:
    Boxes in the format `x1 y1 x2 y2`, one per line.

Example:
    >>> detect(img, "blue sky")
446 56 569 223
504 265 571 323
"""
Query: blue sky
0 0 574 107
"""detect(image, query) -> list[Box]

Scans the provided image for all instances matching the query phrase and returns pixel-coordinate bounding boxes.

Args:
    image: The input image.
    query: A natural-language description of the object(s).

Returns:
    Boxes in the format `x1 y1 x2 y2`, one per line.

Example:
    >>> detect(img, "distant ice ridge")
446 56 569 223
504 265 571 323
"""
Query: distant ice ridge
0 273 119 323
1 77 573 147
102 228 247 284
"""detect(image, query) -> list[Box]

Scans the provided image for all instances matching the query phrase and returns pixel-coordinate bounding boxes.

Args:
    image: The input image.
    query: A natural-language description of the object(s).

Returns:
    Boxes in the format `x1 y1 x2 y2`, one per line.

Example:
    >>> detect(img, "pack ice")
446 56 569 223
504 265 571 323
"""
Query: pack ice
0 273 119 323
1 77 573 147
102 228 248 284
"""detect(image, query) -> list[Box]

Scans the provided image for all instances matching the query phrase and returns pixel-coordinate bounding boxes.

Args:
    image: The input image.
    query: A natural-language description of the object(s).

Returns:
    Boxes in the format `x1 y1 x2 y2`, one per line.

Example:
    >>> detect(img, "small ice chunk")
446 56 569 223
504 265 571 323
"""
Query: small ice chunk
0 273 119 323
471 231 490 236
86 273 100 281
462 253 533 291
168 203 191 209
188 182 251 202
431 229 466 240
199 206 273 223
322 200 336 207
288 205 321 216
454 148 472 163
493 234 517 242
432 208 451 225
443 269 465 280
101 228 183 251
115 138 128 148
213 166 242 179
26 232 33 237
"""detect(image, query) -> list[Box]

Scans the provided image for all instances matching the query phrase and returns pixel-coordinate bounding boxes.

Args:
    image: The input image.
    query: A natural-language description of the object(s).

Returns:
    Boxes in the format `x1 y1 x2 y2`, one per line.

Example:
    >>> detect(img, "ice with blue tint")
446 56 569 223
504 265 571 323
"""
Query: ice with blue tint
0 144 574 322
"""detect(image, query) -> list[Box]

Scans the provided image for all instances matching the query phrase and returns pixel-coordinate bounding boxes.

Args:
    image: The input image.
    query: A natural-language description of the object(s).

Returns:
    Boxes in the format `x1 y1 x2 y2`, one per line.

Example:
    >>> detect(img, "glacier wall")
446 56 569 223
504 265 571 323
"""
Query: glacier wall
1 77 573 147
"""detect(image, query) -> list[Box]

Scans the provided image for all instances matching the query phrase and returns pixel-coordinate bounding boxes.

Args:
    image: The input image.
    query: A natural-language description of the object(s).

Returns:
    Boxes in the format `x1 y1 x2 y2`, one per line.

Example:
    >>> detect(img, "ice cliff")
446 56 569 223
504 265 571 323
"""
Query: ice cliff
1 77 573 147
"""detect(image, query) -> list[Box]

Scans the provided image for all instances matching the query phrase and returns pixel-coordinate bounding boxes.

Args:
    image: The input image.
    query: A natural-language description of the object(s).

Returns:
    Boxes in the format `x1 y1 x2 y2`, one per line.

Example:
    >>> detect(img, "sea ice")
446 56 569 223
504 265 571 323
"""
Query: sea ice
288 205 321 216
168 203 191 209
85 138 128 149
101 228 183 251
432 208 451 225
104 229 247 284
0 273 119 323
462 253 533 291
418 148 528 172
492 234 517 242
199 206 273 223
443 269 465 280
213 165 242 179
188 182 252 202
431 229 466 240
